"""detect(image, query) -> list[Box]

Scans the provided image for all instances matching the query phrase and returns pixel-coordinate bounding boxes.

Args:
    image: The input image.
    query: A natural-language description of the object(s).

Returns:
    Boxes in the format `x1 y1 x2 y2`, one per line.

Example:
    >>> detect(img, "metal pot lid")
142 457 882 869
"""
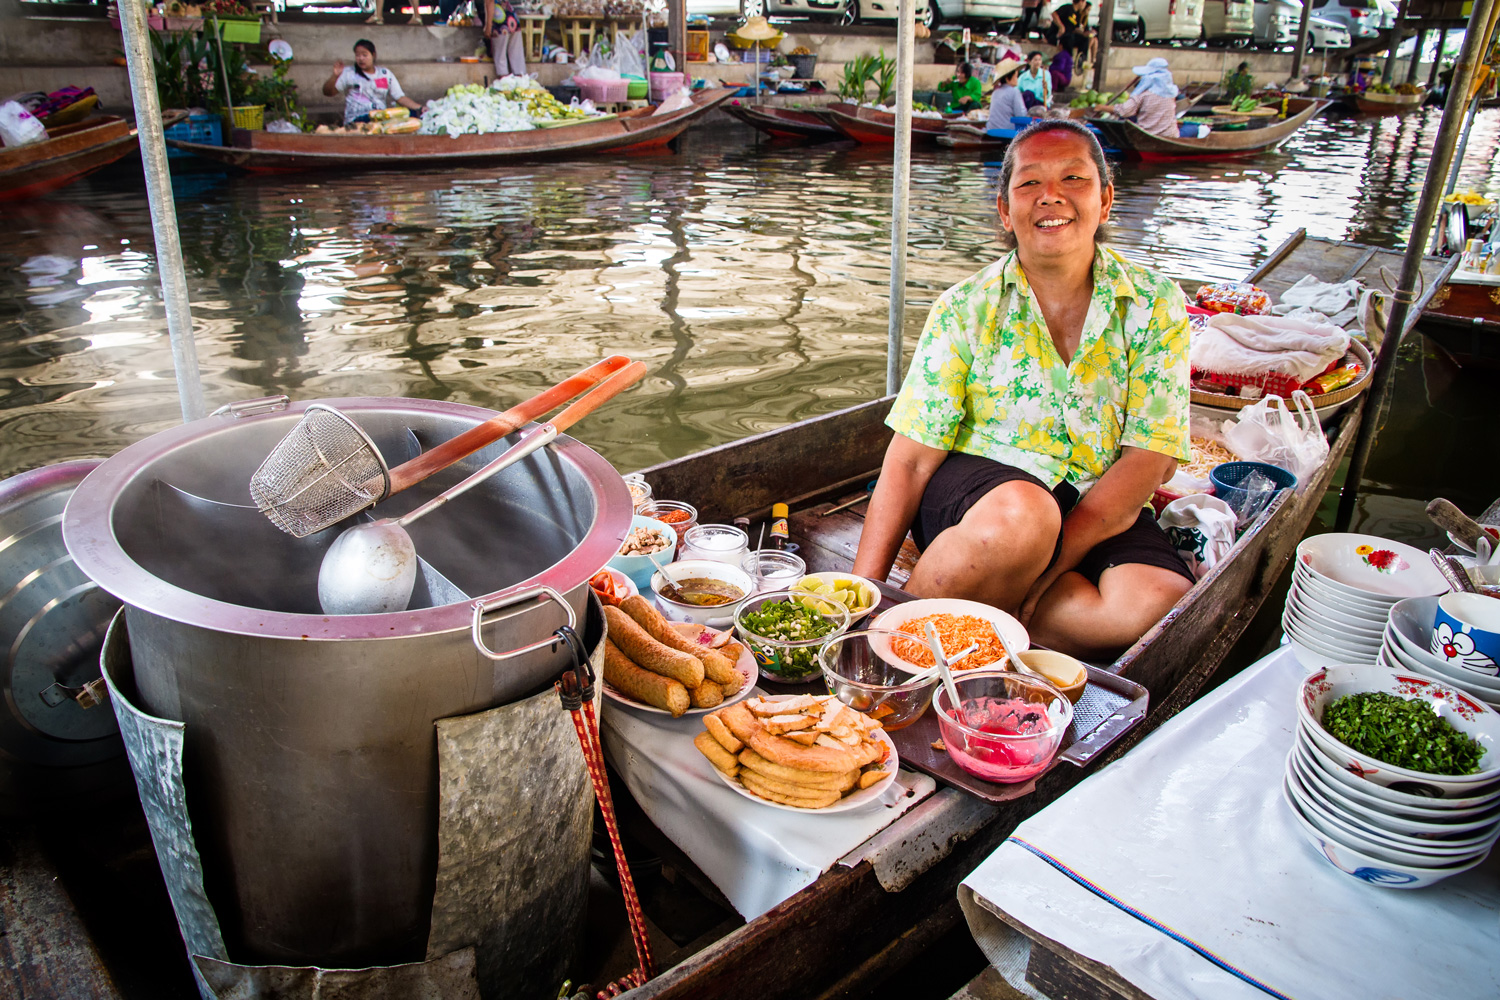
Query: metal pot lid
62 397 631 641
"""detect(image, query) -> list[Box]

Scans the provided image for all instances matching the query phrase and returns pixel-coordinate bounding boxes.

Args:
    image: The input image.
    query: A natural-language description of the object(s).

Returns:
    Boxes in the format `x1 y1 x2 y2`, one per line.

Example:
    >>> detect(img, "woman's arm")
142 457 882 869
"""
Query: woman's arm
323 60 345 97
483 0 495 34
397 95 425 112
852 434 950 583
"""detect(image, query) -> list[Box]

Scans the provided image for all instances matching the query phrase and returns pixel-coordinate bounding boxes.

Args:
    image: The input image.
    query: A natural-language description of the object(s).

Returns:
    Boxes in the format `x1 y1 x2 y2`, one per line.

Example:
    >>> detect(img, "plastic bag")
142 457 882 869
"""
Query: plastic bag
1223 469 1279 526
1159 495 1237 579
0 101 46 148
652 90 694 116
1220 391 1329 489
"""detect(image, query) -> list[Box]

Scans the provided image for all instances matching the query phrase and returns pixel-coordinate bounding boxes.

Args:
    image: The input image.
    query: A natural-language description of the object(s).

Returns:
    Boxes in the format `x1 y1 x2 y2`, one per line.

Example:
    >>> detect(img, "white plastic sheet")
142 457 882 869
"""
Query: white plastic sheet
601 696 936 920
961 647 1500 1000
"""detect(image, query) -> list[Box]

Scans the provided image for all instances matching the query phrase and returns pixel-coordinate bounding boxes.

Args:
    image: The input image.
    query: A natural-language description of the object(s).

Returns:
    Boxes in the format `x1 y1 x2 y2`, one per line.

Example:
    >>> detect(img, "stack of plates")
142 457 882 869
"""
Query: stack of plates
1286 665 1500 888
1283 533 1448 670
1380 596 1500 711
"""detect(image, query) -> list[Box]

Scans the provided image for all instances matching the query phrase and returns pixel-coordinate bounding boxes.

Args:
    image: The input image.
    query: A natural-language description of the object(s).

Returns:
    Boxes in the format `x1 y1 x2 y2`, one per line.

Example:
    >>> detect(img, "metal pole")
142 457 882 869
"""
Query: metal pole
886 0 915 395
119 0 207 422
1334 0 1499 532
1290 0 1314 80
1381 0 1409 84
1406 28 1426 83
1427 29 1447 89
1093 0 1116 94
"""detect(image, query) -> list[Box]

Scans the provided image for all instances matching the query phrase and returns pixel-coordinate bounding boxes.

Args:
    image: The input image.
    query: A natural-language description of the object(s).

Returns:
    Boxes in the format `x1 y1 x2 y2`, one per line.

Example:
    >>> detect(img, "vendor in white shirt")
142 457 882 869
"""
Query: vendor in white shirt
323 39 427 125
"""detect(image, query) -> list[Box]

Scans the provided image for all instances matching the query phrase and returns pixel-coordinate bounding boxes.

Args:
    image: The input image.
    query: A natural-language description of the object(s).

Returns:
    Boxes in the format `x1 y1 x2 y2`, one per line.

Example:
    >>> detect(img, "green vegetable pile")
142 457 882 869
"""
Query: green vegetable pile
739 599 841 679
1367 82 1394 94
1068 89 1126 109
1321 692 1486 776
1229 95 1261 113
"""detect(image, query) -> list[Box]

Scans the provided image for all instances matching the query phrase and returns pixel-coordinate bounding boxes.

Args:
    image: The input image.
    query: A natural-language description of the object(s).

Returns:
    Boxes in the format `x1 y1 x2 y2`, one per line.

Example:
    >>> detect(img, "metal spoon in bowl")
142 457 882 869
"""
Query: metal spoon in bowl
645 549 689 604
925 621 971 727
318 361 646 615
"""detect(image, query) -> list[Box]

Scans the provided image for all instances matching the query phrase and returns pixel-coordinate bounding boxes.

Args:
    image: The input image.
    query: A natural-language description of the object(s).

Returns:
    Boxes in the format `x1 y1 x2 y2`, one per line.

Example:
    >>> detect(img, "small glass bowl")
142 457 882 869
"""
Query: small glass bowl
932 669 1073 784
681 523 749 565
819 628 940 731
642 500 698 545
741 549 806 593
623 473 653 514
733 589 851 684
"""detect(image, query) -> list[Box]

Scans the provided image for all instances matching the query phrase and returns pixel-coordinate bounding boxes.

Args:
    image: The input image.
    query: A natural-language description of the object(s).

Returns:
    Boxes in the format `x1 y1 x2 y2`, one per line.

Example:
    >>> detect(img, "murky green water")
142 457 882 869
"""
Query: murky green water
2 108 1498 538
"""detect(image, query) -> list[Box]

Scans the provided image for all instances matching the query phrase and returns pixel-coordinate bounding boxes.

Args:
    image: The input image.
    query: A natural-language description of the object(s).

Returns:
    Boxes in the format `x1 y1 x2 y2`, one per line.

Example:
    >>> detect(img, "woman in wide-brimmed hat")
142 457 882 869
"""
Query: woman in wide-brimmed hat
1096 56 1179 138
985 58 1030 130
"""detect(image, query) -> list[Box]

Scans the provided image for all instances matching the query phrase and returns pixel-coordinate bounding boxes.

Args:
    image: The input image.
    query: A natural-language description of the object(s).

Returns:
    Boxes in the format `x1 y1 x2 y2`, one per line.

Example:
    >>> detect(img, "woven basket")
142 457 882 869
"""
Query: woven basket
223 104 265 131
1190 339 1374 413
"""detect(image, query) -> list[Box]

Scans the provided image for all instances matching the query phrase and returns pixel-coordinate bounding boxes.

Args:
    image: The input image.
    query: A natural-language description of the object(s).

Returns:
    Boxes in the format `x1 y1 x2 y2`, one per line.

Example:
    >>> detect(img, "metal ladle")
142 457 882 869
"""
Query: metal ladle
317 361 646 615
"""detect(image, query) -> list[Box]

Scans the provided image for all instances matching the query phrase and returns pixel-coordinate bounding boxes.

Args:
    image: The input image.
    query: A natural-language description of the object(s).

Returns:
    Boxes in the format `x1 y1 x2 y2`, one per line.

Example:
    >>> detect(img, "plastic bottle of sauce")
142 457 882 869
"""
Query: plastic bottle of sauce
768 503 790 550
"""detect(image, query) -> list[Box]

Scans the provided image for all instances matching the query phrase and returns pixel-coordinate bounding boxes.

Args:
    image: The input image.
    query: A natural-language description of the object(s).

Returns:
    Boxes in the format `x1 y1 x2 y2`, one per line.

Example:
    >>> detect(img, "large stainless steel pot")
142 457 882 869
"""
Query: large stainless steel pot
63 397 630 968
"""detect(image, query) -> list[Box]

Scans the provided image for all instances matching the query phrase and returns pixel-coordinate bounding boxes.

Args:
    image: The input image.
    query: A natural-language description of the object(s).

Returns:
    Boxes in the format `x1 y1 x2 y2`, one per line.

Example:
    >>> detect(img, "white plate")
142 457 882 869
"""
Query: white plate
593 567 638 602
1296 533 1448 600
1448 526 1500 555
1294 564 1397 615
712 696 899 813
601 623 757 716
870 598 1030 672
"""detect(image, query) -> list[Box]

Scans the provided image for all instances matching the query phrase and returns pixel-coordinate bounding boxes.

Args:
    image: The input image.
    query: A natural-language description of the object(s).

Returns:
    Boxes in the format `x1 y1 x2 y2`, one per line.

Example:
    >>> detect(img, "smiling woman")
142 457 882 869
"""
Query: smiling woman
853 119 1196 661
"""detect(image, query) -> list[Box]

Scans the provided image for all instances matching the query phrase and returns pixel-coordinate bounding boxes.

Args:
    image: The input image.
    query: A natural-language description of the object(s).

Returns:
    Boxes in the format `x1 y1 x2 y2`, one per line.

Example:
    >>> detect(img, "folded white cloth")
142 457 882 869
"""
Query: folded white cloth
1190 313 1350 384
1270 275 1376 330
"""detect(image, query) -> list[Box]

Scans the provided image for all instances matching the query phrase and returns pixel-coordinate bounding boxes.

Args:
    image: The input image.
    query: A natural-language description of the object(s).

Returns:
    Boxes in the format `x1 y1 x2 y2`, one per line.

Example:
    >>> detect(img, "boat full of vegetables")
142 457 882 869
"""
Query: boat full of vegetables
420 76 601 137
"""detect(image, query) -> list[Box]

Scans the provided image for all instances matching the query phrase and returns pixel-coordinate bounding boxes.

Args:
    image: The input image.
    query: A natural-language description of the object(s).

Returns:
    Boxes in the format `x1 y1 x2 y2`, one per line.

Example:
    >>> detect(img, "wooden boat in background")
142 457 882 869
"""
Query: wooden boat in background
1355 88 1428 115
1089 97 1330 160
0 114 160 202
723 102 842 140
821 103 953 146
168 88 737 172
1422 269 1500 367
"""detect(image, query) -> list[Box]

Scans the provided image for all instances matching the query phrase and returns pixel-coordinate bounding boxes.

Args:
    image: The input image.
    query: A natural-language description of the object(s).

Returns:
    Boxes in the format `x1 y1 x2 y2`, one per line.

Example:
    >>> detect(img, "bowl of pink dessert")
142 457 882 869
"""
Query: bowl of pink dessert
932 669 1072 784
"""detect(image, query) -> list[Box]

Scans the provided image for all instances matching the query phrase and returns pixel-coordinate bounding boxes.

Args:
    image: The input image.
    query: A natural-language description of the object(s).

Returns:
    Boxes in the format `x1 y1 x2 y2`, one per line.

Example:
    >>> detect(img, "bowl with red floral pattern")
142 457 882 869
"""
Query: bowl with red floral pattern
1296 533 1449 602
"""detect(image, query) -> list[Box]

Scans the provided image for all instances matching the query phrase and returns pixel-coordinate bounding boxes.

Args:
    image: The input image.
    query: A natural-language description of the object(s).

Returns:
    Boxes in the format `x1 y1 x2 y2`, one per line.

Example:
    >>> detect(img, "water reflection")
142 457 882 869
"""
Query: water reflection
1 110 1498 505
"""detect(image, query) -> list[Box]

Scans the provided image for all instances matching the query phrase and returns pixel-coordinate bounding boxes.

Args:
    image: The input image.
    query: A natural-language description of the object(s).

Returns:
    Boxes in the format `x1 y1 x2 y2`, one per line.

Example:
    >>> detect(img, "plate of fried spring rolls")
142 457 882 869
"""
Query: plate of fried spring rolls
694 695 899 812
600 596 756 718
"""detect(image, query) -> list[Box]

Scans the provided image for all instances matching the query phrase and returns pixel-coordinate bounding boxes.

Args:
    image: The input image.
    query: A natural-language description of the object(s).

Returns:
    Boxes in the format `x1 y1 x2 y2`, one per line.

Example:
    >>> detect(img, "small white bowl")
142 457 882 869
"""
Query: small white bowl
1282 612 1379 665
1282 780 1488 889
1287 582 1387 636
1388 598 1500 694
1284 602 1383 652
1293 567 1395 619
1385 632 1500 698
597 567 638 601
1296 533 1448 600
1298 665 1500 795
649 558 755 629
791 571 882 624
1285 633 1347 672
1294 725 1500 811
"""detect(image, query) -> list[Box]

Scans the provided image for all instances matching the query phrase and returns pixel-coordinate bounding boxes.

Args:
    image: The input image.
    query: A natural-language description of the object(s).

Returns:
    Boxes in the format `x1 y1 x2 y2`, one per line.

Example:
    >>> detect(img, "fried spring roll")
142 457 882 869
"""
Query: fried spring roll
689 680 724 709
619 595 741 687
603 639 689 717
603 605 705 688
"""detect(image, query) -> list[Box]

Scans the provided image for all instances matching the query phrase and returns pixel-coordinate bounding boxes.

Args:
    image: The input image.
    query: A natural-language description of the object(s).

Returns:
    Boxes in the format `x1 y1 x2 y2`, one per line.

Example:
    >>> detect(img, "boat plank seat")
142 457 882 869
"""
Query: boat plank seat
789 500 917 587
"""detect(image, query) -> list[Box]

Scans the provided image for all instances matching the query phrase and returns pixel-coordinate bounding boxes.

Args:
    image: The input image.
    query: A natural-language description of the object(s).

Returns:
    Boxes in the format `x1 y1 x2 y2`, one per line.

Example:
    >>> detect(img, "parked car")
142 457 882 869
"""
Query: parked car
949 0 1027 32
1202 0 1255 44
1252 0 1349 49
1123 0 1206 42
1309 13 1350 48
1308 0 1380 39
1374 0 1397 29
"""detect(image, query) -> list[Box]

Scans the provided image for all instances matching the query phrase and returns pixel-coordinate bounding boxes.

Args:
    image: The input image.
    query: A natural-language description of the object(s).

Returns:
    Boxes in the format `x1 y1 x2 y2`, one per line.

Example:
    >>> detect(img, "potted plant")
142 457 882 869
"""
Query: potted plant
837 53 877 102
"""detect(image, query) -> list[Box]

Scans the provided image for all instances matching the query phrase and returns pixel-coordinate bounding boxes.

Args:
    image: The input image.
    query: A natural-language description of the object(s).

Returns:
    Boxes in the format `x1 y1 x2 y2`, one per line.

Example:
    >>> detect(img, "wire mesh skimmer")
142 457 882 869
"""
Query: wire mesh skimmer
249 405 392 539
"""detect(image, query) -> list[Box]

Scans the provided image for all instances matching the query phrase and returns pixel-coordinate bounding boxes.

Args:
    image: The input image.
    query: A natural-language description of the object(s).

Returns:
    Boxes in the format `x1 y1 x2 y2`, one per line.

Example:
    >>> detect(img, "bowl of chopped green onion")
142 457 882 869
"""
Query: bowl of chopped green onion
733 589 851 683
1298 665 1500 797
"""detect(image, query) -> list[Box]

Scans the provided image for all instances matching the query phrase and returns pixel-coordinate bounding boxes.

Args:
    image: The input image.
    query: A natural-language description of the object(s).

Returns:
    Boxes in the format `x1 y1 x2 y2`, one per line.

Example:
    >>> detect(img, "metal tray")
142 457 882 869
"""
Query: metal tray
888 667 1149 804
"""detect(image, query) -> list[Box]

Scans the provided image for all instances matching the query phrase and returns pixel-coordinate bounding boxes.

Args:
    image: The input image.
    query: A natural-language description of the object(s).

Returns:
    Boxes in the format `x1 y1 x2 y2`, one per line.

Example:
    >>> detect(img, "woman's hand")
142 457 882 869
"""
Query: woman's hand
332 59 346 77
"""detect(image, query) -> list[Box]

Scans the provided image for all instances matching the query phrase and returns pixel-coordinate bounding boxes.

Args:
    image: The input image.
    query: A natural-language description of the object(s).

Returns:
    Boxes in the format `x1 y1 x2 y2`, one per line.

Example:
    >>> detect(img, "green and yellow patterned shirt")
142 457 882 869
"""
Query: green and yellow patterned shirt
888 246 1191 493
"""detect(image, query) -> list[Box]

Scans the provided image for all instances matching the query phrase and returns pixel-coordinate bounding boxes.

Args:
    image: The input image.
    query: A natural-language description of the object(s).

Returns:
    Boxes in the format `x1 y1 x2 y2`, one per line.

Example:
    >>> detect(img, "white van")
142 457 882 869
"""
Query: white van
1112 0 1205 42
1201 0 1255 43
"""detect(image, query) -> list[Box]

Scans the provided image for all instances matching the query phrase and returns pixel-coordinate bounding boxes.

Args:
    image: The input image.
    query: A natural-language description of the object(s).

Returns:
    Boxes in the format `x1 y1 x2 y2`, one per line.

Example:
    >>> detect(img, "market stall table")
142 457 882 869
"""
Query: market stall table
958 645 1500 1000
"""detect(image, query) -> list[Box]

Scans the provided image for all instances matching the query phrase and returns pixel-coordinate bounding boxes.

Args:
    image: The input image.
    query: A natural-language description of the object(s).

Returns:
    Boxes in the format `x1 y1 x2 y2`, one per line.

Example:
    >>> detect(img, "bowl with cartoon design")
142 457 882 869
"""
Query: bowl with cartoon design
1432 593 1500 678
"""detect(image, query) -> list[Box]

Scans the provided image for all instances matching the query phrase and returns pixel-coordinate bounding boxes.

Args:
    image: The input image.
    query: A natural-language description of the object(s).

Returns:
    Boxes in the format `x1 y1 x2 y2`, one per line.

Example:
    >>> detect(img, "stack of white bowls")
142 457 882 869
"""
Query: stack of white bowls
1283 533 1448 670
1285 664 1500 888
1381 596 1500 711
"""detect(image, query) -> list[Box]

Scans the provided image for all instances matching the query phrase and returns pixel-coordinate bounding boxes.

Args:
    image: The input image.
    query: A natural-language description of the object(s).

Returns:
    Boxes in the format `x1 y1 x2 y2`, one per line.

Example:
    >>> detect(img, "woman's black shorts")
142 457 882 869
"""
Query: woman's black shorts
910 452 1194 587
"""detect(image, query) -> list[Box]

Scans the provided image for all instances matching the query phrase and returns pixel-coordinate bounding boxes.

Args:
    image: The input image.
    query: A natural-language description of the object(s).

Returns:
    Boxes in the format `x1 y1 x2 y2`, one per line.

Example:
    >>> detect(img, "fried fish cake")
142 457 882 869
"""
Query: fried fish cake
693 730 739 775
740 771 842 810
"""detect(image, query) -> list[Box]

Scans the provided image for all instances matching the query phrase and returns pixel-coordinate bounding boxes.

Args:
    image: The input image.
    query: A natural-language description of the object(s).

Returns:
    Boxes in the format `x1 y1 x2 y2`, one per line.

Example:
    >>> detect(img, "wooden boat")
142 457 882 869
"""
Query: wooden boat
1354 88 1428 115
167 88 738 172
1422 269 1500 367
1089 97 1331 161
723 102 842 140
0 114 151 202
820 102 954 146
937 86 1215 152
0 236 1454 999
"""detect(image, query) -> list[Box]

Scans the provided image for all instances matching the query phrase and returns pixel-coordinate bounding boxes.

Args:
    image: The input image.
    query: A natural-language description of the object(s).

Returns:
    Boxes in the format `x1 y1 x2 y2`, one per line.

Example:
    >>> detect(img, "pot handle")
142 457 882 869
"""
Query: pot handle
471 585 577 661
209 395 290 419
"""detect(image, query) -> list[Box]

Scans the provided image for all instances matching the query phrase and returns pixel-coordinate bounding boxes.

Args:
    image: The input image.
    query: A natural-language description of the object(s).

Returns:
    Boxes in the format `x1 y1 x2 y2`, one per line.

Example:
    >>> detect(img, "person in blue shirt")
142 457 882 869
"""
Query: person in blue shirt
985 59 1030 130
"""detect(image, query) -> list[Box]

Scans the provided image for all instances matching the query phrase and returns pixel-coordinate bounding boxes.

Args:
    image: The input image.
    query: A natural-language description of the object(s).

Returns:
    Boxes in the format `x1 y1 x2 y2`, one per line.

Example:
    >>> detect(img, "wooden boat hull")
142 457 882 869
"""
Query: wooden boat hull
723 103 841 140
1355 91 1427 115
937 122 1009 150
1422 277 1500 367
1090 98 1331 160
0 116 138 201
822 105 952 146
167 88 737 172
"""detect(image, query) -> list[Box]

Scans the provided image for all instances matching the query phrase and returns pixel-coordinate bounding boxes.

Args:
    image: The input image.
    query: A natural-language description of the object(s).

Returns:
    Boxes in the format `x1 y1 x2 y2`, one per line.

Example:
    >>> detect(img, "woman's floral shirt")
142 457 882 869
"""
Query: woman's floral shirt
888 246 1191 493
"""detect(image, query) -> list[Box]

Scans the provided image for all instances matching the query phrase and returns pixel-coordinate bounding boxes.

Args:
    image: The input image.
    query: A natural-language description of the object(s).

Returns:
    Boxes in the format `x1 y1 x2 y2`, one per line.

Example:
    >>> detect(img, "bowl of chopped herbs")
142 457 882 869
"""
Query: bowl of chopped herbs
1298 665 1500 797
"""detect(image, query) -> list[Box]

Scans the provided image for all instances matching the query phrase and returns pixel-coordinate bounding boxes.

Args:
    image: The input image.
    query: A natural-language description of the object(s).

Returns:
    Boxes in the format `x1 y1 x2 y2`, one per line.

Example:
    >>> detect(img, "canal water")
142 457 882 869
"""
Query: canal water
2 108 1498 546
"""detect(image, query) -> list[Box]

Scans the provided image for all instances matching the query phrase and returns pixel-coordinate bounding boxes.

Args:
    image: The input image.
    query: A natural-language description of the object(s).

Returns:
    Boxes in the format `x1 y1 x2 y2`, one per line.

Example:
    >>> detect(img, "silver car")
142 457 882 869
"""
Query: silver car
1308 0 1381 39
1253 0 1348 49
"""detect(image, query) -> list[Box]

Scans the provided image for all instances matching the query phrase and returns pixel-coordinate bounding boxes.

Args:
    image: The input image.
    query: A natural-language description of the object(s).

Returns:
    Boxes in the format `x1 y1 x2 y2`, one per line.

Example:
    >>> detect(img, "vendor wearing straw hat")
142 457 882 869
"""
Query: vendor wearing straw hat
985 58 1030 129
854 118 1194 659
1096 56 1180 139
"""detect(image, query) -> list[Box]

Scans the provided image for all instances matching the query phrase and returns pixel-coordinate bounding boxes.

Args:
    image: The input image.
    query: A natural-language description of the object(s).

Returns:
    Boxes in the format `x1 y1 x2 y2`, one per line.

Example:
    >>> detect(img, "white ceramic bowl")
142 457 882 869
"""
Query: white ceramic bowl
1384 632 1500 700
1298 665 1500 795
791 571 882 624
1287 582 1387 636
1284 603 1383 652
1293 735 1500 821
649 558 756 629
1296 533 1449 600
1294 725 1500 811
1282 780 1488 889
1289 744 1500 840
1293 564 1397 616
871 597 1030 671
1387 599 1500 695
1282 612 1379 665
1285 770 1493 863
1285 633 1347 672
597 567 638 601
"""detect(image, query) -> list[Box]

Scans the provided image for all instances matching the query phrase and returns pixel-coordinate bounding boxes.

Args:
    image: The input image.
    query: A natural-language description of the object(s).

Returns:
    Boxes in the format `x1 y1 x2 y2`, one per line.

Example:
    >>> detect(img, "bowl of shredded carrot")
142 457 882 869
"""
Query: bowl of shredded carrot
870 598 1029 673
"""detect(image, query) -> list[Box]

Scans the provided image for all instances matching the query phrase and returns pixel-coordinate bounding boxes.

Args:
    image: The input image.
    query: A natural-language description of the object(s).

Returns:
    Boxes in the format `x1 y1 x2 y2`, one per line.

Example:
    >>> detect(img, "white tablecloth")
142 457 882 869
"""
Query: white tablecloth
960 646 1500 1000
601 692 936 921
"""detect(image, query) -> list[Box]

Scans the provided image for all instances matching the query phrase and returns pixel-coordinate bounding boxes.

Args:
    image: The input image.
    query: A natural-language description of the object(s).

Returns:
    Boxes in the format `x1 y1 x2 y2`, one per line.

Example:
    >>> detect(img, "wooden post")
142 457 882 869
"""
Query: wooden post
887 0 916 395
669 0 687 85
1289 0 1314 79
1427 28 1448 89
1093 0 1116 94
1407 28 1426 83
1381 0 1410 84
